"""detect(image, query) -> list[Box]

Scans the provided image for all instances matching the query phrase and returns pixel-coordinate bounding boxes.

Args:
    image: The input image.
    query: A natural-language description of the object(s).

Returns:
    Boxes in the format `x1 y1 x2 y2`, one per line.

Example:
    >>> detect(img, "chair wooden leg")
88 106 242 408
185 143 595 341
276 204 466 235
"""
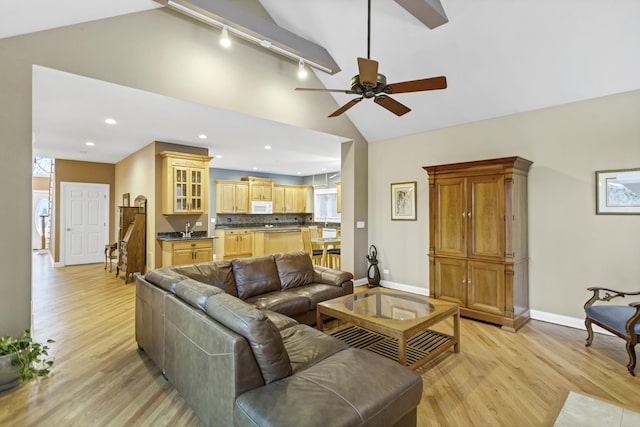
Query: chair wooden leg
585 318 594 347
626 341 637 376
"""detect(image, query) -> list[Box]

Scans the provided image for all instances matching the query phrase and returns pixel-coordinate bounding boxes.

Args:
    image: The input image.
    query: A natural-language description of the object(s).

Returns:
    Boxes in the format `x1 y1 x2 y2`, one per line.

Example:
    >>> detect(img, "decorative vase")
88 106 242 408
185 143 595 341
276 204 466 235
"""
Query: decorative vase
0 351 22 392
366 245 381 288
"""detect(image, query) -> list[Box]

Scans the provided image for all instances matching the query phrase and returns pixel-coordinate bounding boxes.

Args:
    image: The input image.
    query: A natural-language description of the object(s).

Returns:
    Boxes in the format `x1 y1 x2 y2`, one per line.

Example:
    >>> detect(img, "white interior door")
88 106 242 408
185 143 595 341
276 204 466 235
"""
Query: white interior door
61 182 109 266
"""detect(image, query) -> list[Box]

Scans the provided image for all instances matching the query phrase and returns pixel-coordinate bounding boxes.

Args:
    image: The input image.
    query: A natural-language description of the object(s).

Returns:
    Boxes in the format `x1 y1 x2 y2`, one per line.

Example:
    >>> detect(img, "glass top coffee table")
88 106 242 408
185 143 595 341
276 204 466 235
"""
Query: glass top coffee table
317 287 460 369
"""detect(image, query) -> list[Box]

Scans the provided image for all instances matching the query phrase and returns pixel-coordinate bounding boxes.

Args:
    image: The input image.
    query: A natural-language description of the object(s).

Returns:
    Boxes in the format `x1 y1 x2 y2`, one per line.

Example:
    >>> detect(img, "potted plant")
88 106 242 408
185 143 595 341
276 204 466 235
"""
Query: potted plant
0 329 54 392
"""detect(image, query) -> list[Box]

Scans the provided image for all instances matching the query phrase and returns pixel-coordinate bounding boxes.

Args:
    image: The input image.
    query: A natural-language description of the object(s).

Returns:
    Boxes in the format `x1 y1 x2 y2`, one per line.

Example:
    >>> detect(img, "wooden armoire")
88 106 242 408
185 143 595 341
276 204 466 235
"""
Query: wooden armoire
423 157 533 331
117 206 146 284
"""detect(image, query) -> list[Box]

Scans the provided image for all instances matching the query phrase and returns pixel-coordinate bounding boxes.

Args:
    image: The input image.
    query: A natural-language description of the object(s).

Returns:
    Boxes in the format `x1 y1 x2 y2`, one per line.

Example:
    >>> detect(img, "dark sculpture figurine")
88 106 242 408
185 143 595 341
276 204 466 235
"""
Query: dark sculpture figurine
366 245 381 288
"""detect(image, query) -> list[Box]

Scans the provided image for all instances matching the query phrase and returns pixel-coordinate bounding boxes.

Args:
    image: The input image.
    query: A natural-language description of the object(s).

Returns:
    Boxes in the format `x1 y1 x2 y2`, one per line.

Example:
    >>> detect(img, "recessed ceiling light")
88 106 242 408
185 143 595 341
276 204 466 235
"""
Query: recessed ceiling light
297 172 301 175
264 145 272 150
198 134 207 139
253 167 258 170
321 168 327 171
215 154 223 159
104 118 117 125
85 141 95 147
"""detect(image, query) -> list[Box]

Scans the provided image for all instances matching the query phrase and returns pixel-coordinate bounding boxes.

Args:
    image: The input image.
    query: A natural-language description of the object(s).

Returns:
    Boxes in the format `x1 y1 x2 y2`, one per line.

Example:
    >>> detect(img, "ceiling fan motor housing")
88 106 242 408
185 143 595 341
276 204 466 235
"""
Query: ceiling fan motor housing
350 73 387 98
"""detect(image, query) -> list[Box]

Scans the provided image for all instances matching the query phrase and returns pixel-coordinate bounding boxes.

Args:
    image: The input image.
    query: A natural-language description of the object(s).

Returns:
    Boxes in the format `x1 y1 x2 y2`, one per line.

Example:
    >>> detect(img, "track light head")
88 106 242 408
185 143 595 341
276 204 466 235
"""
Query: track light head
297 59 308 79
220 26 231 48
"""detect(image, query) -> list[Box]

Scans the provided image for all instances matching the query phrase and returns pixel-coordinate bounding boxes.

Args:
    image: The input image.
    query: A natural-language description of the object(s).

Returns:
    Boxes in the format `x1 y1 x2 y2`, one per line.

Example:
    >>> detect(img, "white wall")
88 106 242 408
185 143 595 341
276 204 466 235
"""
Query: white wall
368 89 640 319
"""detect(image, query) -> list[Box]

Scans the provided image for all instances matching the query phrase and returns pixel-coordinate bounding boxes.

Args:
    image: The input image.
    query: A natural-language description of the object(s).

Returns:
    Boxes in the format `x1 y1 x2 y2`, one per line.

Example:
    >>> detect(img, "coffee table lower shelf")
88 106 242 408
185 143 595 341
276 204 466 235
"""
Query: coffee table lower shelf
330 325 453 368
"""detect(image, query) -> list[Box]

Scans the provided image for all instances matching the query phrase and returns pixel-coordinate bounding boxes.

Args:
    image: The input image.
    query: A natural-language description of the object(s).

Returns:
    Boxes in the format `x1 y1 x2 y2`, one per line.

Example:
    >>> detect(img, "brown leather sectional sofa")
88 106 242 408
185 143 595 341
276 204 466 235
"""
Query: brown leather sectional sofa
136 251 423 426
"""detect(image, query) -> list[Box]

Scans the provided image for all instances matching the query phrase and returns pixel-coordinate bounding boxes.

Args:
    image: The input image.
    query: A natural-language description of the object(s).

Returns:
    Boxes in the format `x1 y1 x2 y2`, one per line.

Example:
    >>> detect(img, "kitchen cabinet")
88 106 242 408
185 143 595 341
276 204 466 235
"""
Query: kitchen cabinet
214 229 253 260
160 151 212 215
243 177 274 201
335 181 341 213
273 185 310 213
161 239 214 267
424 156 532 331
253 230 303 256
216 180 249 213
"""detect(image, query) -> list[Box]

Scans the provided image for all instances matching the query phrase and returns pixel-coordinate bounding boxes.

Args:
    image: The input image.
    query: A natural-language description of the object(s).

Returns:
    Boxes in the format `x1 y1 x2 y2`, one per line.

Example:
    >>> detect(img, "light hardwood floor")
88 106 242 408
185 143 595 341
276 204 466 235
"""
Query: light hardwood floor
1 253 638 426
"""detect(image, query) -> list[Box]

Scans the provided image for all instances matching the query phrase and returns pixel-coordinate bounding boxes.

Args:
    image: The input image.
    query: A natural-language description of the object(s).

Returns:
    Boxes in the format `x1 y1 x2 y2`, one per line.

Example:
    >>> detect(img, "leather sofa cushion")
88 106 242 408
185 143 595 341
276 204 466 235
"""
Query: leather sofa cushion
144 268 188 293
264 310 299 331
234 348 423 427
245 291 310 317
205 293 292 384
280 324 348 373
232 255 281 300
274 252 315 290
175 278 224 311
173 261 238 297
287 284 346 309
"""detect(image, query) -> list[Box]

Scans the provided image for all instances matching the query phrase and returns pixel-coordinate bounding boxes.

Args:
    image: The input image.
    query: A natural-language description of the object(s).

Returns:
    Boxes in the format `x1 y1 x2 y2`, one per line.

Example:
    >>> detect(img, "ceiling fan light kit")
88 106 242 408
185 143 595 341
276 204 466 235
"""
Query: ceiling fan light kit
296 0 448 117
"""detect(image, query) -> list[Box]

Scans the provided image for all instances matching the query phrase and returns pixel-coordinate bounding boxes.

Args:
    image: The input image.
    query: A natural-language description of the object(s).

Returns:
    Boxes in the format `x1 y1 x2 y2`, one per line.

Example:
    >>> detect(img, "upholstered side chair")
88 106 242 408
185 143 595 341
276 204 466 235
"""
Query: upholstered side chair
584 287 640 375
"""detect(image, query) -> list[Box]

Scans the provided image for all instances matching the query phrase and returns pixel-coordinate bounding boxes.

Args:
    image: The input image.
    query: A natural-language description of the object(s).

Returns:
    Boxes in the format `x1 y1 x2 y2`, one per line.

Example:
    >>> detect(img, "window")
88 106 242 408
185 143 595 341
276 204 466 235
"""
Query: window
314 188 340 222
33 157 52 177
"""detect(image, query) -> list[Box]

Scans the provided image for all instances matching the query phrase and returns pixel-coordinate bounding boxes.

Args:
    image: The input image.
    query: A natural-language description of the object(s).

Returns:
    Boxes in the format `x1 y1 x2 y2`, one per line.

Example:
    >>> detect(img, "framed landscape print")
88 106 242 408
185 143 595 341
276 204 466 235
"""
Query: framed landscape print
391 181 416 220
595 168 640 214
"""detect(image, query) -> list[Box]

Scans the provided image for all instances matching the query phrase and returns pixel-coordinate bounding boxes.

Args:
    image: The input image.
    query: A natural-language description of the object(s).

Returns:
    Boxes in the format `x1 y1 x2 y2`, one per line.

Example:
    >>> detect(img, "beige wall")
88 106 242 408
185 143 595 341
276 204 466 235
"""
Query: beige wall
53 160 115 263
33 176 49 191
0 8 367 336
368 89 640 319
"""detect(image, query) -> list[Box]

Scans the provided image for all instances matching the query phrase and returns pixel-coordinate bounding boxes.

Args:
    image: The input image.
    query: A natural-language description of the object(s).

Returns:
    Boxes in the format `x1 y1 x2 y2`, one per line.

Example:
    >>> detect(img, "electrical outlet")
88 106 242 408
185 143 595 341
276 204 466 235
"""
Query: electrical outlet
195 221 202 226
383 269 390 275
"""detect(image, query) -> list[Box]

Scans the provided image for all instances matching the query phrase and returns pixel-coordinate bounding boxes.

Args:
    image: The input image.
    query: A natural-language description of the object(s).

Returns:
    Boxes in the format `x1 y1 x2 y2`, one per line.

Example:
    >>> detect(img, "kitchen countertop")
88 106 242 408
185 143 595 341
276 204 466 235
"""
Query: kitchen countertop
252 228 300 233
157 231 218 241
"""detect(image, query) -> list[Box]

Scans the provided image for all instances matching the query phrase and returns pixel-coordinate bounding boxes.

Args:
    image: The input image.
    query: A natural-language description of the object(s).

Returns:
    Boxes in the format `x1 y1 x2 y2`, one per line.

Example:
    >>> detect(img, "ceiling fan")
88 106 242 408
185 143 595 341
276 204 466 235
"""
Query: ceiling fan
295 0 447 117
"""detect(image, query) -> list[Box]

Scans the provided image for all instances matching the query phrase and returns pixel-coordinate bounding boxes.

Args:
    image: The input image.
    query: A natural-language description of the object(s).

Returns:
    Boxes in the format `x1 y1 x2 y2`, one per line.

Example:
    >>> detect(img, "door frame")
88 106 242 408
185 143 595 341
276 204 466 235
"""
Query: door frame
59 182 110 266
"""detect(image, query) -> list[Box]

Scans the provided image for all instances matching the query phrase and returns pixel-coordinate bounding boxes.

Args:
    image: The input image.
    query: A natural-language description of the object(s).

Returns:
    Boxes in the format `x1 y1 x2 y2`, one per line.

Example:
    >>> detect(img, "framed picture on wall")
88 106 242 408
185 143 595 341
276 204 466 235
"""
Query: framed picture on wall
595 168 640 214
390 181 417 220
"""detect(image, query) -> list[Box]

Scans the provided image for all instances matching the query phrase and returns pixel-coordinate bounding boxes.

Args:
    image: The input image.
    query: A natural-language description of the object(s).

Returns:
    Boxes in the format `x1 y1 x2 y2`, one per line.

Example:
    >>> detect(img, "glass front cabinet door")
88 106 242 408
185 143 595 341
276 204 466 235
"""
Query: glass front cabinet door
161 151 212 215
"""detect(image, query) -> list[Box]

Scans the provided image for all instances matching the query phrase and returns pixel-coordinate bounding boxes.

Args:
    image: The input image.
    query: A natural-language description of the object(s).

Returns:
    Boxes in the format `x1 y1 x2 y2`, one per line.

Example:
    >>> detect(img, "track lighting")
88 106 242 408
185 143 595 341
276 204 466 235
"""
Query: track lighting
297 60 308 79
220 26 231 48
165 0 335 74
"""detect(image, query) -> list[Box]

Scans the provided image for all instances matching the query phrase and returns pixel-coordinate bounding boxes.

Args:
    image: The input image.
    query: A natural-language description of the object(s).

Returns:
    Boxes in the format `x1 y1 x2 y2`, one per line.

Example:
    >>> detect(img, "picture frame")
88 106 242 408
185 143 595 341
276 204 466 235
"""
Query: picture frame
391 181 417 220
595 168 640 214
122 193 130 207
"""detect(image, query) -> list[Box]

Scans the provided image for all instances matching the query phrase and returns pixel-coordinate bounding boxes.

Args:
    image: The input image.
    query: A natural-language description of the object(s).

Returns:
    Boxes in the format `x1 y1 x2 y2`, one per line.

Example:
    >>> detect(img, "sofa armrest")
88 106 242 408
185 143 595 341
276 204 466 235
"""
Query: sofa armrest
313 265 353 286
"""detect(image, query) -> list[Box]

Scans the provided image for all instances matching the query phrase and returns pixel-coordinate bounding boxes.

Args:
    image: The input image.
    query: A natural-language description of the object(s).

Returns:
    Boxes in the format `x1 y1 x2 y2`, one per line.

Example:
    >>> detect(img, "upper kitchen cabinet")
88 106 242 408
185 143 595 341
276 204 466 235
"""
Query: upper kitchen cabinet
243 177 274 201
161 151 213 215
273 184 311 213
216 180 249 213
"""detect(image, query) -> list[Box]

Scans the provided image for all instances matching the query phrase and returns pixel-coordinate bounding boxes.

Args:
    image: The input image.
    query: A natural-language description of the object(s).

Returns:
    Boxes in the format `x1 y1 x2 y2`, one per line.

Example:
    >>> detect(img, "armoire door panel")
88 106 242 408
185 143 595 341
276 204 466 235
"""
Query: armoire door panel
469 174 504 260
467 260 505 316
434 257 467 306
435 177 467 257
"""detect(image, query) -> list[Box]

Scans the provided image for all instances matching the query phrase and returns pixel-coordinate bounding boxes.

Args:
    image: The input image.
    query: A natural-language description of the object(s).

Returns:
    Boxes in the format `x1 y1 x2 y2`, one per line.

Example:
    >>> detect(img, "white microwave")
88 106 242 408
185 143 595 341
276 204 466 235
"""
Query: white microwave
251 201 273 214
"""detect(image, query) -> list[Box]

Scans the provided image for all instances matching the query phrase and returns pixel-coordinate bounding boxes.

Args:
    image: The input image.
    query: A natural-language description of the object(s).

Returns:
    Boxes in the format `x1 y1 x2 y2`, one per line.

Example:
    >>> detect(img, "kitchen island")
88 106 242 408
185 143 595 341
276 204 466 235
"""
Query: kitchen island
252 228 303 256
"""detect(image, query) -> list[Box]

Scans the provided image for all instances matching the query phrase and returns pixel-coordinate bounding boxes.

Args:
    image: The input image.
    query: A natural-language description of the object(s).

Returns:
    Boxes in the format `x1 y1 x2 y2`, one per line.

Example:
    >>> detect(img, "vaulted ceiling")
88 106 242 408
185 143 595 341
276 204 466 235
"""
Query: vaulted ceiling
5 0 640 174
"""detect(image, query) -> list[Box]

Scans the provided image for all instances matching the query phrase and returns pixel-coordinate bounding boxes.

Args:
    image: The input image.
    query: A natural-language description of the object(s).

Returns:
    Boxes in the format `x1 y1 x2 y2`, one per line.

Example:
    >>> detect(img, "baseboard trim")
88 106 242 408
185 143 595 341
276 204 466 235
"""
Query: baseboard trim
353 278 429 296
530 309 613 336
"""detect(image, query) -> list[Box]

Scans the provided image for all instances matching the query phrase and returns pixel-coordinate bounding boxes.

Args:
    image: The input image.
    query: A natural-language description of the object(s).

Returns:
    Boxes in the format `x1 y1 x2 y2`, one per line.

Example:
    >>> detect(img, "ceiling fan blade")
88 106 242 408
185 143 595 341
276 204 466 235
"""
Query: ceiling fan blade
295 88 355 94
357 57 379 86
385 76 447 94
374 95 411 116
329 98 363 117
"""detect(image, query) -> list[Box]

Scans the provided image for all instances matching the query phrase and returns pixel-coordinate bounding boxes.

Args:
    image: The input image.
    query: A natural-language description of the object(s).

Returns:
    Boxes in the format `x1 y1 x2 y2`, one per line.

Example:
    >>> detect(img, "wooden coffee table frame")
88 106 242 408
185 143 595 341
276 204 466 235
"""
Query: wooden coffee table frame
317 288 460 369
